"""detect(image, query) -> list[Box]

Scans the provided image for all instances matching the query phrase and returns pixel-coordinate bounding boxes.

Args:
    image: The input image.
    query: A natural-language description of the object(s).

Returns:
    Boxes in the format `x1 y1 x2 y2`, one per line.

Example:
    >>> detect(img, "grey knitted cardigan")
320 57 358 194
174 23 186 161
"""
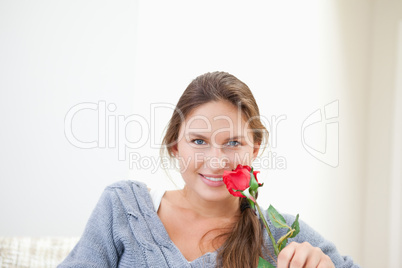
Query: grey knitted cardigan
58 180 361 268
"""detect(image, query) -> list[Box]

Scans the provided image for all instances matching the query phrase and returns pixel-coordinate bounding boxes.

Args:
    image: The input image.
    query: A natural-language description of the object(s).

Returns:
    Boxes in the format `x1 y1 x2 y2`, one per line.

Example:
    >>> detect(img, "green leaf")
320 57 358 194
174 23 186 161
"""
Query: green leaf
278 238 288 251
257 257 276 268
290 214 300 238
267 205 288 229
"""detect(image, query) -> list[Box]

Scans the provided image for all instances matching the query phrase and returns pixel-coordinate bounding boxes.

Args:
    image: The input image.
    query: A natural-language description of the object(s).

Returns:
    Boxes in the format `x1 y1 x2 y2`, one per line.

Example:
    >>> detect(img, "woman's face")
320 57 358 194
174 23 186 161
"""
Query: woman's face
172 100 260 203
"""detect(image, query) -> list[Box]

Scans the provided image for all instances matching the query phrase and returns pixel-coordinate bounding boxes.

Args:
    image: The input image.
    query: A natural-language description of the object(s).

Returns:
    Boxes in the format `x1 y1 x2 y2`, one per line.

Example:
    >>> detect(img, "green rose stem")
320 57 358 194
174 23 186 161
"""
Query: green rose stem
255 201 280 257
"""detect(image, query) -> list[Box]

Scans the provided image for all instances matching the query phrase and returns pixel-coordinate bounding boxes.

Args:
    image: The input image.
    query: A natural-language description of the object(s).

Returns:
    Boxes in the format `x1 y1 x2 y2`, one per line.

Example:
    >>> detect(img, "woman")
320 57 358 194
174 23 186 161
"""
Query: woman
59 72 360 268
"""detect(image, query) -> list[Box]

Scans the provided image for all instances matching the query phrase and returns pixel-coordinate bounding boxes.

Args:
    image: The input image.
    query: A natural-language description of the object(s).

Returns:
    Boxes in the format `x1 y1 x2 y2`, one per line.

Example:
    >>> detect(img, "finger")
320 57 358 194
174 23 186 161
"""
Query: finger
317 254 335 268
277 242 298 268
289 242 310 268
304 246 323 268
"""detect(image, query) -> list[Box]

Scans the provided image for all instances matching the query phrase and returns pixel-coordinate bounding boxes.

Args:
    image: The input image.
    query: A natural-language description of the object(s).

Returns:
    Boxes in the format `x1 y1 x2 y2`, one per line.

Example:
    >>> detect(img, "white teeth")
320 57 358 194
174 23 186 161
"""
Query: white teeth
204 176 223 182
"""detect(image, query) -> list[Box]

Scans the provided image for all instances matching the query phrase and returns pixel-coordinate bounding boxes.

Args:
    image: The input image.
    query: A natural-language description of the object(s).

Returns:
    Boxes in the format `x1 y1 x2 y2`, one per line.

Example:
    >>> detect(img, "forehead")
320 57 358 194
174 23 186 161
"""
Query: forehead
182 100 248 133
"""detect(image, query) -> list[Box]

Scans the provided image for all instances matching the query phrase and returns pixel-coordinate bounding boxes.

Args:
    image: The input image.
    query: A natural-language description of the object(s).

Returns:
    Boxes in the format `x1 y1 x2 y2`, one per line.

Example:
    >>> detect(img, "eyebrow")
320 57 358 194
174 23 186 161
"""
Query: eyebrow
187 132 245 141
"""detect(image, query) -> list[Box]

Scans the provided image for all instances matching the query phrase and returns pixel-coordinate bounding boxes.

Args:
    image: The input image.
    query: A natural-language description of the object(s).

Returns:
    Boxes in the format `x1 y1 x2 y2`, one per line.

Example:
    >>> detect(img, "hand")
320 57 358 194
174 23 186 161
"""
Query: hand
277 242 335 268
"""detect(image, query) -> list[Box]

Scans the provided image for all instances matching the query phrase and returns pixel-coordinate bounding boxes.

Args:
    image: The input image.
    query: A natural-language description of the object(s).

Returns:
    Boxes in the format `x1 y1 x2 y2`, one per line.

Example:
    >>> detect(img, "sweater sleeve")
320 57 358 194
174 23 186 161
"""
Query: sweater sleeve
282 213 361 268
58 187 121 268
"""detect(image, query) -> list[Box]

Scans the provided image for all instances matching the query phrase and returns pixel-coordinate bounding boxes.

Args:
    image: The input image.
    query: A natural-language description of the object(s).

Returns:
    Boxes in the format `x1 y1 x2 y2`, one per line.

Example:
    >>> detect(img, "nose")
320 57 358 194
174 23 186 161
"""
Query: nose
206 146 229 170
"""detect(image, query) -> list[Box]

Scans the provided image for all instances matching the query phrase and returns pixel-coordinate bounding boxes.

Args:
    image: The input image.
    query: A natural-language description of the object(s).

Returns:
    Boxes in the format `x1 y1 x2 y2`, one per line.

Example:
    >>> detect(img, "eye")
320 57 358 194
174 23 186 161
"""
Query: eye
227 140 240 147
192 139 207 145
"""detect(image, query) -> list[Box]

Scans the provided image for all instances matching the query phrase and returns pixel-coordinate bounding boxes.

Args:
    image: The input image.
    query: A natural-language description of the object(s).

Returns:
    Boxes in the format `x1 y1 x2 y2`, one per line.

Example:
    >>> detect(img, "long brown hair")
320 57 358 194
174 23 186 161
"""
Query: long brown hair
160 71 269 267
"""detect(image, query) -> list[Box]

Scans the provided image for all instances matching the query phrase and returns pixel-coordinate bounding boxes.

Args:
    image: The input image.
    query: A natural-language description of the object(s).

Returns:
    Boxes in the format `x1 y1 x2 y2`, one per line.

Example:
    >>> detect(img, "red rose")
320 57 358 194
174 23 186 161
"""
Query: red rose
223 164 260 198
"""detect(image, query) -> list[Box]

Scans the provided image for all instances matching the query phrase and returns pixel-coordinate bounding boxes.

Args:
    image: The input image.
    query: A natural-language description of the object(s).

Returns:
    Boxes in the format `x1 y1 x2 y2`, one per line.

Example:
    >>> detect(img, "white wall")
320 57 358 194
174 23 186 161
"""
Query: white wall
0 0 140 236
3 1 402 266
388 20 402 268
363 1 402 267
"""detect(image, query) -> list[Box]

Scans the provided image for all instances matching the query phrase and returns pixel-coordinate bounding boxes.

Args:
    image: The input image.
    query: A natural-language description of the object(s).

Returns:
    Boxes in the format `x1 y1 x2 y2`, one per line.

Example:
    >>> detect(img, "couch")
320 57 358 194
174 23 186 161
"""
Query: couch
0 237 79 268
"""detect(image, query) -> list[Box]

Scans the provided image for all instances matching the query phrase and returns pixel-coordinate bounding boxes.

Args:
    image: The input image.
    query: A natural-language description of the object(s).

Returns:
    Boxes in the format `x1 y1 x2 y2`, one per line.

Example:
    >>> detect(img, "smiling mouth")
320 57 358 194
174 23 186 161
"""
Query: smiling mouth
200 174 223 182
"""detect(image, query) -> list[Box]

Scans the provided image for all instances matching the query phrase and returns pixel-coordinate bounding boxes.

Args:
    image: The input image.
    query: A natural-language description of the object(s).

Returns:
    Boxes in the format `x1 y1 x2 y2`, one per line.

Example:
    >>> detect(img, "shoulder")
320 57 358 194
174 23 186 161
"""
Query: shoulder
102 180 149 199
264 211 333 247
105 179 148 191
259 210 331 254
273 212 327 245
96 180 154 214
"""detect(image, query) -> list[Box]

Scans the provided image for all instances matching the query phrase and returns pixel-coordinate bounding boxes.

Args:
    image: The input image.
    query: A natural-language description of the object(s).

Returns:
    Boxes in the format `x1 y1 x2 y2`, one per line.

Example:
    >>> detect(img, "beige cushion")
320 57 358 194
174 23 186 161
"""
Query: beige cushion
0 237 79 268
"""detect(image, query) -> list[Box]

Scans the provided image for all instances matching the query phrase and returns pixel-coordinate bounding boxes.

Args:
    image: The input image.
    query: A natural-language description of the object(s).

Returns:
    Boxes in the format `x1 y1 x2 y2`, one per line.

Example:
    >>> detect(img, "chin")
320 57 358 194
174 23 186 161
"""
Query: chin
198 186 233 202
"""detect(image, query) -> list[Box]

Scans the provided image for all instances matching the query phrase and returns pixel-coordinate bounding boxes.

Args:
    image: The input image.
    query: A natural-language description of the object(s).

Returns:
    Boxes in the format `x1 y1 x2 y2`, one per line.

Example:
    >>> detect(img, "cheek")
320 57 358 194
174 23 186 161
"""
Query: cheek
177 145 206 173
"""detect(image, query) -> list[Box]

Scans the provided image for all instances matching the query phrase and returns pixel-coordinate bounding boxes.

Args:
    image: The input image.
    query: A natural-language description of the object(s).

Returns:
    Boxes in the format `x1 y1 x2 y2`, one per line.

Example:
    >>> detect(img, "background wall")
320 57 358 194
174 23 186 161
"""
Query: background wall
362 1 402 268
1 1 401 267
